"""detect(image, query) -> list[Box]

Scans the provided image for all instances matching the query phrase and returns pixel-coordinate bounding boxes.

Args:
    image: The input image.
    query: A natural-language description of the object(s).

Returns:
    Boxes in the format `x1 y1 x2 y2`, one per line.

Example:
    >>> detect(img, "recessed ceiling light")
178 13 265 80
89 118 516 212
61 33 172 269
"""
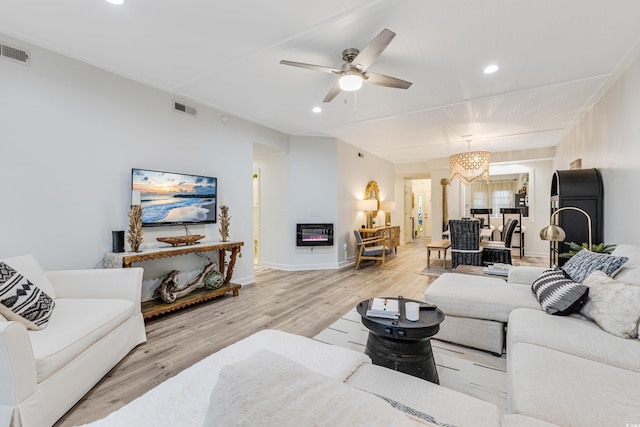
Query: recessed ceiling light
105 0 124 4
312 107 322 113
484 64 499 74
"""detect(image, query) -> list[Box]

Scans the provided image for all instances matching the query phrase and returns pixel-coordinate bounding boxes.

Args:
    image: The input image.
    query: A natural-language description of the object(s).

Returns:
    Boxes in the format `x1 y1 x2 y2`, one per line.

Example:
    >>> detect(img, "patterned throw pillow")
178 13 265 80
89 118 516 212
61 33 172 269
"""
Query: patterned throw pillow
561 249 628 283
531 267 589 315
0 261 55 330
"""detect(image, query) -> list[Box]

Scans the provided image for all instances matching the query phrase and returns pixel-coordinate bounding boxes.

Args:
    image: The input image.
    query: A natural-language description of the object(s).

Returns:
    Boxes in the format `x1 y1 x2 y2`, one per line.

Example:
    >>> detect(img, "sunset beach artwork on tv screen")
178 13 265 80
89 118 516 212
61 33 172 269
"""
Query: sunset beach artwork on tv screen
132 168 217 227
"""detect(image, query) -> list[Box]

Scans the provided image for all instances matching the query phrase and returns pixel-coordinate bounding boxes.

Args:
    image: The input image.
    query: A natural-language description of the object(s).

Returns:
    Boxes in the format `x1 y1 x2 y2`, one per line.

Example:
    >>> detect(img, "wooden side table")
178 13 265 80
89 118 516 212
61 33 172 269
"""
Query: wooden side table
426 239 451 268
105 241 243 319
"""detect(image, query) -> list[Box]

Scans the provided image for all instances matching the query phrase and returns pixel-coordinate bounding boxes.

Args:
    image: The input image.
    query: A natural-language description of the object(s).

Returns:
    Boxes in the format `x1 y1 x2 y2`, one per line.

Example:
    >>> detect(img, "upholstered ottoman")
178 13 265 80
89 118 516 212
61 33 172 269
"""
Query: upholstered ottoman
424 273 540 354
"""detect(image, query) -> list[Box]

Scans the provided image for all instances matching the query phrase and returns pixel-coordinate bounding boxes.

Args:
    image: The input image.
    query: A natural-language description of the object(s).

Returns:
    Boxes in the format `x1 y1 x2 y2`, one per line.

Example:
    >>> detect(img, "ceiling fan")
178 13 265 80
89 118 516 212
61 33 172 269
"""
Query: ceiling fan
280 28 412 103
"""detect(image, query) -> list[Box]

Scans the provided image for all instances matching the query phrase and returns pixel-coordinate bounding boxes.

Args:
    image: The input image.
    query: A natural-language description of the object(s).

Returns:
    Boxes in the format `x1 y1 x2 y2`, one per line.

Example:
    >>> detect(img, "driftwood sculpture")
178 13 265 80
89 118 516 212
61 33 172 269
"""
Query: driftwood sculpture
154 262 218 304
127 205 144 252
219 205 231 242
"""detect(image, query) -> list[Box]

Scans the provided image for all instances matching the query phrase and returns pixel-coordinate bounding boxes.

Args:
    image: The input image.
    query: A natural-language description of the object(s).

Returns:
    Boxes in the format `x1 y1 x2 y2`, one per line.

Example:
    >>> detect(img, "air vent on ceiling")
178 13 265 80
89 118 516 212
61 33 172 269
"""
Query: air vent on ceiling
0 42 31 66
173 101 198 117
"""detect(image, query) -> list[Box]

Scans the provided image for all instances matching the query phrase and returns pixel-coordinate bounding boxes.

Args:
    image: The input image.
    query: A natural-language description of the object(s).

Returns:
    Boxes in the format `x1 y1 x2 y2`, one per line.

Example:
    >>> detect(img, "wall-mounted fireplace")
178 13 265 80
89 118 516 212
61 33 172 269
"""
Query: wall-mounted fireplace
296 223 334 247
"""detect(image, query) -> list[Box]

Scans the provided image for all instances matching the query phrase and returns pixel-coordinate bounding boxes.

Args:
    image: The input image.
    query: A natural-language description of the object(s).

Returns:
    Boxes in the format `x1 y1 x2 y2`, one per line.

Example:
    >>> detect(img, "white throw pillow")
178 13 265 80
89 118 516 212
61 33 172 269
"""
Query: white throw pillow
580 271 640 339
204 350 441 427
611 244 640 285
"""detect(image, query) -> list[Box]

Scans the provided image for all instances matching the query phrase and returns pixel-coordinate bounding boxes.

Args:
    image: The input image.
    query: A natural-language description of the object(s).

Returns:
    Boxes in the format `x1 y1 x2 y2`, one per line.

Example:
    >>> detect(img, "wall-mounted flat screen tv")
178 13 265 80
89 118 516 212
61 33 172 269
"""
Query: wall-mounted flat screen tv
132 168 217 227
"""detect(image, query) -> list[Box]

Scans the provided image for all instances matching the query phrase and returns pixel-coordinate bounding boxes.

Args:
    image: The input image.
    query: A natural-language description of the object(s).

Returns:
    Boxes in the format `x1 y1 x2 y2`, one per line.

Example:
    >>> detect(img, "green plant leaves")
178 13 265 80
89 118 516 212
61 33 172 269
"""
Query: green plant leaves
558 242 616 258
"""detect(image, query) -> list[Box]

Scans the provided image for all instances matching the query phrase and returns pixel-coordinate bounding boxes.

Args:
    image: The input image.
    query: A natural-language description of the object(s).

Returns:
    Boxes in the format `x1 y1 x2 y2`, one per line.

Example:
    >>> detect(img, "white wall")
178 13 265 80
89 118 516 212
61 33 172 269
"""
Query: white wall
0 33 288 287
338 141 395 265
288 136 339 270
554 53 640 246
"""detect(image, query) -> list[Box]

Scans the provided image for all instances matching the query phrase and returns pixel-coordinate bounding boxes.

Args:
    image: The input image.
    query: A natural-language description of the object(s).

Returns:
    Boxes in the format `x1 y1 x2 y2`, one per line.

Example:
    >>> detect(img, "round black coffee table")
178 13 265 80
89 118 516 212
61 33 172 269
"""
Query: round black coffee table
356 297 444 384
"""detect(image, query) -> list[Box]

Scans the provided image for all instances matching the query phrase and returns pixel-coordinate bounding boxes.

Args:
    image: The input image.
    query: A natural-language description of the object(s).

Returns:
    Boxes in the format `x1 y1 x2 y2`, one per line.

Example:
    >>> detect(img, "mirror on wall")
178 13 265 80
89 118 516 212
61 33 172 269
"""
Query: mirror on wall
364 180 380 218
464 172 530 219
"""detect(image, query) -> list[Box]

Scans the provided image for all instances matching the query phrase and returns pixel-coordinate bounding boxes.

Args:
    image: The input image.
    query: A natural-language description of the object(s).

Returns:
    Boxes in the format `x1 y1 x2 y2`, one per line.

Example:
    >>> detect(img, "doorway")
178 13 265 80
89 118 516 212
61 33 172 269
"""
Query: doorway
403 185 413 243
411 179 432 239
252 169 260 265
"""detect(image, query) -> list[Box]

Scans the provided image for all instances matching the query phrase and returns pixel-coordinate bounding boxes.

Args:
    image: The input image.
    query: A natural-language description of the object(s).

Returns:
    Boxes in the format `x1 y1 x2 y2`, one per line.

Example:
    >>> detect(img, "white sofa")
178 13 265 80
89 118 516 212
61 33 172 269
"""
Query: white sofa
424 244 640 426
81 329 556 427
0 255 147 427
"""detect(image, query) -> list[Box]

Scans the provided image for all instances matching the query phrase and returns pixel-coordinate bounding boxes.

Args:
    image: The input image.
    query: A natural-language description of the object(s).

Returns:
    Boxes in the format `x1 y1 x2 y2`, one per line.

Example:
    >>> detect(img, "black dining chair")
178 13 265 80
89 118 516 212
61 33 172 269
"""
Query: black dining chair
449 219 484 269
482 218 518 265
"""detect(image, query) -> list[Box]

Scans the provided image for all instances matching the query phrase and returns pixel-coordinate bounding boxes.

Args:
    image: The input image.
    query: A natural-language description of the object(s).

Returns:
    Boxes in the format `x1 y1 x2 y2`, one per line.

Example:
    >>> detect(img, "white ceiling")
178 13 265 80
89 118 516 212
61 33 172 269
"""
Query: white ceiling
2 0 640 164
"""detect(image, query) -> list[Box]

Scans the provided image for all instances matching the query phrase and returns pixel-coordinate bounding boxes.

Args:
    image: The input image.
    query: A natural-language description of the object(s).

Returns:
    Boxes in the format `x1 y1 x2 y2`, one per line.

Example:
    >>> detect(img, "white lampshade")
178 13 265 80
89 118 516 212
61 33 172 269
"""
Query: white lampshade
379 201 396 211
131 191 141 206
339 71 363 91
358 199 378 211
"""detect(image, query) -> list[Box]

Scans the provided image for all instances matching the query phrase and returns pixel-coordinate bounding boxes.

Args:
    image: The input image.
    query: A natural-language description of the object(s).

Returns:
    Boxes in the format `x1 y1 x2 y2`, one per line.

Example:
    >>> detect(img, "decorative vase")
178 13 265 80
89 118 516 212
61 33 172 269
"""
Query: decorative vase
204 270 224 289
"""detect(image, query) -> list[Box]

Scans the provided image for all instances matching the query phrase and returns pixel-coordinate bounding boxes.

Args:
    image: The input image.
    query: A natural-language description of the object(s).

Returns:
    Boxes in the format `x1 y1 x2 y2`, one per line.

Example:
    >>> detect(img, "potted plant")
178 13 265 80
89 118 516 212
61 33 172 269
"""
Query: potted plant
559 242 616 259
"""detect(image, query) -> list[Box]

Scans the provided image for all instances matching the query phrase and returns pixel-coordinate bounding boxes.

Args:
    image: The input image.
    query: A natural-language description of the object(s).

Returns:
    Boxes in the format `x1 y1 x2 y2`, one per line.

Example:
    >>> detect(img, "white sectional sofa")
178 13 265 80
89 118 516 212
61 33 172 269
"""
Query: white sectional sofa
81 329 557 427
424 244 640 426
0 255 147 427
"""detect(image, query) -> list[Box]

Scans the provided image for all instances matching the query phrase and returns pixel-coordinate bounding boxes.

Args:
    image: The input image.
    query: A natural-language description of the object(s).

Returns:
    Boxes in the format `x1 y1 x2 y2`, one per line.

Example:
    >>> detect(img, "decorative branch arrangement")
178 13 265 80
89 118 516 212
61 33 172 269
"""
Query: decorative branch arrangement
127 205 144 252
219 205 231 242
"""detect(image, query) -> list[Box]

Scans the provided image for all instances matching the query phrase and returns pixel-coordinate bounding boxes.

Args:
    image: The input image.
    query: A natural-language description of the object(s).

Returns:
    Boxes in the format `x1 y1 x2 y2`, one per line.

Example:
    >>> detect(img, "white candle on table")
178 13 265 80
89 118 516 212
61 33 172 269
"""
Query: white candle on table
405 302 420 321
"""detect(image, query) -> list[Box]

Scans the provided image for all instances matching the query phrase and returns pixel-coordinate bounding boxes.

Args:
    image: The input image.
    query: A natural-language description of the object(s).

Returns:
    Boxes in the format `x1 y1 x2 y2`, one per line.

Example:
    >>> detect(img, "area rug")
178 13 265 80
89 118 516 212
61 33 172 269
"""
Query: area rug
313 308 508 412
417 260 453 276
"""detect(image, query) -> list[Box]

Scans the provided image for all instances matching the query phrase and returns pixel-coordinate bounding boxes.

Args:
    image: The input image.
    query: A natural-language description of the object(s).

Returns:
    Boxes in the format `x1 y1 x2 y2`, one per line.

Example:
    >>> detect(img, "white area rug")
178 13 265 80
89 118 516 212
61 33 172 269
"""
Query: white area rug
313 308 508 412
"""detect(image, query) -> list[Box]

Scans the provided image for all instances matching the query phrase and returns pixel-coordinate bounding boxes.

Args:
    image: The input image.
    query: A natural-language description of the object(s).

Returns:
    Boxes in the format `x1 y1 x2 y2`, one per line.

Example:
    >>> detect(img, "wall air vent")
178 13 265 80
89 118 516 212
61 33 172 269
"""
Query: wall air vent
0 42 31 66
173 101 198 117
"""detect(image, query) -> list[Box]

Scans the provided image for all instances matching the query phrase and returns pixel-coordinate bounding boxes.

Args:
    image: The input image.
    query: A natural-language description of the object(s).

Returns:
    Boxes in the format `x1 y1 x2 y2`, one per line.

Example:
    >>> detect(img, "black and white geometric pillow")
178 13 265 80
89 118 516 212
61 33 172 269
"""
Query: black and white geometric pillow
0 262 55 330
531 267 589 316
561 248 628 283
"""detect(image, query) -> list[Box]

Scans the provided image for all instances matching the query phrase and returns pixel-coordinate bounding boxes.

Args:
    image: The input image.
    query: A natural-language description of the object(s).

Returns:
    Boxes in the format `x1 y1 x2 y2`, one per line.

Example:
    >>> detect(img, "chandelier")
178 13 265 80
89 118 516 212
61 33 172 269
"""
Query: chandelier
449 140 490 185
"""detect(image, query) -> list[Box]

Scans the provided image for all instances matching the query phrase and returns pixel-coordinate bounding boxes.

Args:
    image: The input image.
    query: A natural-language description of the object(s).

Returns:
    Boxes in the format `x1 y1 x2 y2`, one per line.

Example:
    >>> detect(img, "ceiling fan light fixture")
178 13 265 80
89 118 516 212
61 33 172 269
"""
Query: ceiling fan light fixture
339 71 363 91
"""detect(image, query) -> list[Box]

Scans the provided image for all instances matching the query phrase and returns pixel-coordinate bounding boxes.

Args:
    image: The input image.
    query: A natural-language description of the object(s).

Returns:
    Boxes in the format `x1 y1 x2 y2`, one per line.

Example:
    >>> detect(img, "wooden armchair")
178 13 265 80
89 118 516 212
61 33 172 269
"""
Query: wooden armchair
353 229 391 270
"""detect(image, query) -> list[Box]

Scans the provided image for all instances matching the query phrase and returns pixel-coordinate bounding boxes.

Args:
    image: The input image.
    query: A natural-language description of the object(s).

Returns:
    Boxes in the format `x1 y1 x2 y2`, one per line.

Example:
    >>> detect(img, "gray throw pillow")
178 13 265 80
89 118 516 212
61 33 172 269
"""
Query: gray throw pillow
531 267 589 315
561 249 628 283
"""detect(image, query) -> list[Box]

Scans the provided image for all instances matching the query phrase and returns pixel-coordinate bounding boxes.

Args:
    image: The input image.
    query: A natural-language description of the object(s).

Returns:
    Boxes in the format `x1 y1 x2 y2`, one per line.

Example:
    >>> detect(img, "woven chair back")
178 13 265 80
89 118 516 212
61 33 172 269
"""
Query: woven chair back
449 219 481 250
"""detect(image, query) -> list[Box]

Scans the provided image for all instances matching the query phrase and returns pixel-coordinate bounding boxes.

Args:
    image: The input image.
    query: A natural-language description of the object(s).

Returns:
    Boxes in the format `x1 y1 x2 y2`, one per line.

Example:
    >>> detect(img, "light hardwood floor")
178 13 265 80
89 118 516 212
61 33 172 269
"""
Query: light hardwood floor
56 238 546 427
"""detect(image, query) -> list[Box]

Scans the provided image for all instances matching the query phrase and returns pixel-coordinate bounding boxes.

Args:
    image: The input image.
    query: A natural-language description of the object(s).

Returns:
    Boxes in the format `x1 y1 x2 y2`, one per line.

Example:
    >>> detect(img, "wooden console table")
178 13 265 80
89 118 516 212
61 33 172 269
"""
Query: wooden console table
105 241 243 319
361 226 400 253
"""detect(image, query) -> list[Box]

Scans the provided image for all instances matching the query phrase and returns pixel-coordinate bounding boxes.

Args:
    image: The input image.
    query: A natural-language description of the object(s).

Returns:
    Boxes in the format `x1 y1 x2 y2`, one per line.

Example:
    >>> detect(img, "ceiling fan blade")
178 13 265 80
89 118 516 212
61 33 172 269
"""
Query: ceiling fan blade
351 28 396 71
280 60 341 74
364 71 412 89
323 80 342 103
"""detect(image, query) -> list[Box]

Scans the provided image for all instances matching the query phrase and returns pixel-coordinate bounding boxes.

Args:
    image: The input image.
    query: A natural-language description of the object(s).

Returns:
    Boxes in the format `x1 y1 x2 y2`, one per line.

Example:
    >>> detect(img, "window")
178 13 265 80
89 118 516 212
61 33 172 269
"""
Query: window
465 173 529 218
